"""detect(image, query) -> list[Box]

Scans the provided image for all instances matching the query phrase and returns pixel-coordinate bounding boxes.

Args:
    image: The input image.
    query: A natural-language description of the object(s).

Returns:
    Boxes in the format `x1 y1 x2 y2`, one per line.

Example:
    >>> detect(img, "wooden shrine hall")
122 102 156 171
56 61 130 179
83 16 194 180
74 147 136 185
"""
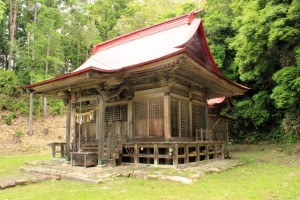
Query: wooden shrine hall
24 10 249 167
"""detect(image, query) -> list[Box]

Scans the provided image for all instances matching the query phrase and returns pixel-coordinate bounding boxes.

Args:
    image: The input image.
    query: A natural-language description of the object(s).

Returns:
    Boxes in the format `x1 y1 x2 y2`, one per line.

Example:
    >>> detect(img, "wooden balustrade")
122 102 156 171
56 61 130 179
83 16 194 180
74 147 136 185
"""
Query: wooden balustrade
121 141 224 167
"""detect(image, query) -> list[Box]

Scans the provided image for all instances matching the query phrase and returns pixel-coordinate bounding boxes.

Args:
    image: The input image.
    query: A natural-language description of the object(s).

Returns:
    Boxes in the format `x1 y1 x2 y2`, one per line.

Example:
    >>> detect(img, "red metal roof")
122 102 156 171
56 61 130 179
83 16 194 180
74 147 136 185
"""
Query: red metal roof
75 9 212 73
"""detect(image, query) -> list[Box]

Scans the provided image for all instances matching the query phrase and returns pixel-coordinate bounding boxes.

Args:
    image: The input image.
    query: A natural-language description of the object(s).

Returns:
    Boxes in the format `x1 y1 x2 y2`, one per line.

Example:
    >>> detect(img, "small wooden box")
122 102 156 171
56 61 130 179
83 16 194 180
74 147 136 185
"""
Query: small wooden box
71 152 98 167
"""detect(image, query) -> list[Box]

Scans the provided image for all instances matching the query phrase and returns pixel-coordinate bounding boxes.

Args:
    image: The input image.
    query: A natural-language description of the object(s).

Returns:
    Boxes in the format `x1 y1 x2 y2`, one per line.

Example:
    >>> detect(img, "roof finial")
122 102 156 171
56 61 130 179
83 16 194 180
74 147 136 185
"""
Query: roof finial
187 8 204 24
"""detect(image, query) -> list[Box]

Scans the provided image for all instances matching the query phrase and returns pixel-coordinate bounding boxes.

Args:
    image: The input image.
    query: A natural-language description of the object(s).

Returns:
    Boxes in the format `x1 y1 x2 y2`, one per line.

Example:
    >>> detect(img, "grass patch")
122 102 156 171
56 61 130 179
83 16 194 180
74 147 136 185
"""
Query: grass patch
0 154 51 177
0 145 299 200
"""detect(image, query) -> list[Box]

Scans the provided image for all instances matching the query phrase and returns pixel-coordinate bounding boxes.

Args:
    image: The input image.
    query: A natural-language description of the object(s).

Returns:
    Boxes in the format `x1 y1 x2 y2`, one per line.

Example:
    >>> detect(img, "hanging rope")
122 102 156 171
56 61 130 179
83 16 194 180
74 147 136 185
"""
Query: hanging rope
73 96 107 124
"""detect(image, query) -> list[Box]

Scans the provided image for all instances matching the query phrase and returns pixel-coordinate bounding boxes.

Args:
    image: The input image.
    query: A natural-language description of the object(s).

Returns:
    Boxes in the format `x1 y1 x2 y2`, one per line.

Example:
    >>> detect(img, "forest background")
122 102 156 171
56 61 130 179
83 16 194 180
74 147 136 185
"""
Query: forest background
0 0 299 146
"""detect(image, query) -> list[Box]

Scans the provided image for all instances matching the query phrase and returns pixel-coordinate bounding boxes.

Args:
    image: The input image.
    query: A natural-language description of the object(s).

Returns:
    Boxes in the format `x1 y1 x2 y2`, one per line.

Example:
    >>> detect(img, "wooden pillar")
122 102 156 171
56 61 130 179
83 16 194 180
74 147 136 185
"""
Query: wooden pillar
73 113 77 152
97 99 105 165
196 143 199 162
205 143 209 160
185 144 189 164
164 92 171 139
221 142 225 158
225 122 229 158
107 132 111 159
154 144 158 165
28 92 33 136
134 144 138 164
214 142 217 159
66 102 71 161
61 144 65 157
173 143 178 167
127 100 133 141
178 101 181 137
188 93 193 137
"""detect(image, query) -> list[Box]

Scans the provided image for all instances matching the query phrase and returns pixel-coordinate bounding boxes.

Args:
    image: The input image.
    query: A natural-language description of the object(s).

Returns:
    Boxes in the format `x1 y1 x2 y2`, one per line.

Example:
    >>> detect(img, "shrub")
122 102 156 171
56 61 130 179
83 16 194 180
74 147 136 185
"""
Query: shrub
15 129 23 137
2 112 16 125
0 69 21 97
281 112 300 151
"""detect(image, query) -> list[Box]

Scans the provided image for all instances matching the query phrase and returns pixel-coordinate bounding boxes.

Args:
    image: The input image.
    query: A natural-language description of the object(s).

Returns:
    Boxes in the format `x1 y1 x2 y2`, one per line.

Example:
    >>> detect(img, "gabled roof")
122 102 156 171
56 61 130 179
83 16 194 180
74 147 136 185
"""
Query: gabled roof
24 10 249 94
75 8 220 74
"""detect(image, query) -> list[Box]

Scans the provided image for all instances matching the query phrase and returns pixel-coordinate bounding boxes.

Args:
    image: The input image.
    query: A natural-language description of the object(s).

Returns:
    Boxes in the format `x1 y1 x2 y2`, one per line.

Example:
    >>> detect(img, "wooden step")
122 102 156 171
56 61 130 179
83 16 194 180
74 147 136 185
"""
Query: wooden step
80 147 98 152
81 143 98 147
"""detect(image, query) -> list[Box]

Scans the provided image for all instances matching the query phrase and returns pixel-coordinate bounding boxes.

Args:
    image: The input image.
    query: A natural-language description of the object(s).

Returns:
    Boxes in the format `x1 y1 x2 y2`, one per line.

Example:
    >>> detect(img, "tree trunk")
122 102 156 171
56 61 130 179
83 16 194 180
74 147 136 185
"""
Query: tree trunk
43 44 49 116
28 92 33 136
43 97 47 116
8 0 18 70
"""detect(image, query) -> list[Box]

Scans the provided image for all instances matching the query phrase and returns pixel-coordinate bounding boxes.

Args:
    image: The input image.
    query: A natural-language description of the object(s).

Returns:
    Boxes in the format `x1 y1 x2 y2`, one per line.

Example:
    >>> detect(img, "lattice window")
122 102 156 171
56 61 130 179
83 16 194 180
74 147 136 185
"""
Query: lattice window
134 101 148 120
113 106 121 121
149 98 164 119
105 106 113 122
105 105 128 122
192 104 206 135
120 104 128 121
180 100 189 137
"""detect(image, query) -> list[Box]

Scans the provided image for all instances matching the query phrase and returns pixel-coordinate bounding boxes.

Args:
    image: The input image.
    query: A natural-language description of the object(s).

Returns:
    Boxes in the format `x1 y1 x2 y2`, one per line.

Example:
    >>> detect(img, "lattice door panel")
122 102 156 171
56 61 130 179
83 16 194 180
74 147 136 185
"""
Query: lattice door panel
149 98 164 136
105 105 128 122
134 101 148 120
149 98 163 119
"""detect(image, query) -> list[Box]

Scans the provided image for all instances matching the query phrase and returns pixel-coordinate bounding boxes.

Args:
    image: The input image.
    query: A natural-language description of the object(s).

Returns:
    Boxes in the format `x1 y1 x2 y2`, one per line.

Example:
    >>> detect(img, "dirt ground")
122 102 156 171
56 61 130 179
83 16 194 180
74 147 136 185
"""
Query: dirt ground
0 111 65 155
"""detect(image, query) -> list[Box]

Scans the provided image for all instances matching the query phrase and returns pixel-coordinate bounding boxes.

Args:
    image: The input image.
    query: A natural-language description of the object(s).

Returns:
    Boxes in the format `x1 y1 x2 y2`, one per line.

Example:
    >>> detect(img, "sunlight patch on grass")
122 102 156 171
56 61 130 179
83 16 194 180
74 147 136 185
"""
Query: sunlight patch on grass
0 154 51 176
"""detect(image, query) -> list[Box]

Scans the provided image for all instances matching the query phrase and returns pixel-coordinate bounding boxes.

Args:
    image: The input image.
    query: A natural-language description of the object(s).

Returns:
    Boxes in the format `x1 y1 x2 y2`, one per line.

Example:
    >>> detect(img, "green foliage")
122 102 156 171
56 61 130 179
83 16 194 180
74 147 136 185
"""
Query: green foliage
14 129 23 138
281 111 300 149
113 0 198 35
229 91 275 143
0 1 5 21
271 66 300 109
0 69 21 97
49 99 65 115
201 0 300 143
2 112 16 125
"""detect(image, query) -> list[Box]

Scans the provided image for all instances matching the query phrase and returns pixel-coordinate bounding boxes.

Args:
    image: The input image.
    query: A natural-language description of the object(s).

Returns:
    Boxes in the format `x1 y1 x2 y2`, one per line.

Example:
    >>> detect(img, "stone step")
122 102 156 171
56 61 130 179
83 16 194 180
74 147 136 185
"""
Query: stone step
0 173 57 190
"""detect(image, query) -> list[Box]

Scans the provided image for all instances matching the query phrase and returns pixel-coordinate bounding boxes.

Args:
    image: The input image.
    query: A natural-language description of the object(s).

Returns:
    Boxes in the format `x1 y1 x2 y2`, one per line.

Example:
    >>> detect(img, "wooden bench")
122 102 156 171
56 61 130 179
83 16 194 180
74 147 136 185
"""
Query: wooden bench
48 142 66 158
71 152 98 167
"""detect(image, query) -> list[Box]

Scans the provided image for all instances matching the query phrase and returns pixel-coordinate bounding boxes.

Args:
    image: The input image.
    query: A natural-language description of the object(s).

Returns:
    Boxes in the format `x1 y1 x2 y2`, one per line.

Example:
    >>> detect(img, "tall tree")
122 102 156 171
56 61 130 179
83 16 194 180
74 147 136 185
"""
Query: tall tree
229 0 299 142
113 0 198 36
0 1 6 68
8 0 18 70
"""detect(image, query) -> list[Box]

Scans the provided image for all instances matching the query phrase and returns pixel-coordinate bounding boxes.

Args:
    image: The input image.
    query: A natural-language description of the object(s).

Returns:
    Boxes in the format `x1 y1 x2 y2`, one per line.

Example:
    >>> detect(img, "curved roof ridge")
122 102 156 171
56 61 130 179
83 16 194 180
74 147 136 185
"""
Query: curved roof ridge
92 8 204 54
